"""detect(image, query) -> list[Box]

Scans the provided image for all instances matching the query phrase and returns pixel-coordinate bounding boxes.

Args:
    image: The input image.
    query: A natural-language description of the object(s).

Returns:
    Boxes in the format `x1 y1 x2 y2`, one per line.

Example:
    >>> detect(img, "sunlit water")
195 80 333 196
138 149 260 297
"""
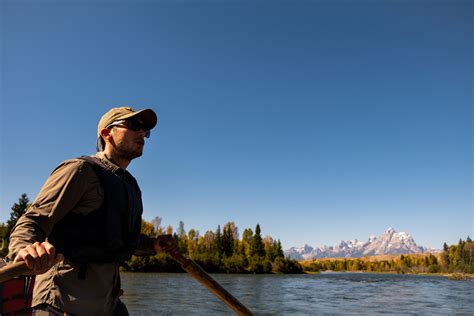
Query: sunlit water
120 272 474 315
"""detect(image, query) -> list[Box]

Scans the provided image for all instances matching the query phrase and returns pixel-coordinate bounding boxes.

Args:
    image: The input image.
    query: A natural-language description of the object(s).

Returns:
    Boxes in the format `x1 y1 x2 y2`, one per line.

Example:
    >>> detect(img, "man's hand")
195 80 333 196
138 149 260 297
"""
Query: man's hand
14 241 64 275
154 234 180 256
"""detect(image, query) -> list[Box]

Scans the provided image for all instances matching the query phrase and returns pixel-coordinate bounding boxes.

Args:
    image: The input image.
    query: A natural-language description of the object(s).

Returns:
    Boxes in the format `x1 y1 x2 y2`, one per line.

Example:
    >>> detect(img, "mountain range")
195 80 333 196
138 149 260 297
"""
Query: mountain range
285 227 428 260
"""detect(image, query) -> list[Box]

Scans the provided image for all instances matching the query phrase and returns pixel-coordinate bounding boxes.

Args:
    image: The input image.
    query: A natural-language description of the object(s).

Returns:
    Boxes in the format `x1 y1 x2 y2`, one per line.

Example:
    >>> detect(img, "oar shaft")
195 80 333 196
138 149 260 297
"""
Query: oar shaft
168 251 254 316
0 261 29 283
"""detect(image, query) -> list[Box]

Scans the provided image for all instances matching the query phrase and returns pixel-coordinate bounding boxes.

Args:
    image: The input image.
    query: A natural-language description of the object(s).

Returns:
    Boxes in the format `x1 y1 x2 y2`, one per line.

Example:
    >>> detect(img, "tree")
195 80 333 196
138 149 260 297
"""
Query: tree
441 242 450 272
242 228 253 243
0 223 8 257
201 230 215 253
186 229 199 256
6 193 30 239
152 216 162 235
272 257 303 274
141 219 156 236
454 239 464 271
250 224 265 258
177 221 186 239
1 194 30 256
222 222 235 257
188 228 198 241
241 228 253 257
464 241 474 273
215 225 223 257
276 240 284 258
264 238 285 261
263 236 274 260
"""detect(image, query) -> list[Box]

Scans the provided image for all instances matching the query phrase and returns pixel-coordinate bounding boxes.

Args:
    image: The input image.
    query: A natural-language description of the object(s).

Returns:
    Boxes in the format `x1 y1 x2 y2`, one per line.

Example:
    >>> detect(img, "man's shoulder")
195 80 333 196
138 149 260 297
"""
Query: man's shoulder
51 156 98 175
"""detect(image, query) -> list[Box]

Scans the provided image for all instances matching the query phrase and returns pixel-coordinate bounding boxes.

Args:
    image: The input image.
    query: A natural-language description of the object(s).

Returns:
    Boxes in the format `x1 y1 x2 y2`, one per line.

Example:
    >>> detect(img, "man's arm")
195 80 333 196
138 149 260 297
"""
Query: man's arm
8 159 99 272
134 234 180 256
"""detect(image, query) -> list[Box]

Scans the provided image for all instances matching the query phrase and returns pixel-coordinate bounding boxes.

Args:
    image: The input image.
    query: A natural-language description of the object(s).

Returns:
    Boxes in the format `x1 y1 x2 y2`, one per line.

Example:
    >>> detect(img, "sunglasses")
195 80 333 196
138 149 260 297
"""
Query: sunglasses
108 119 151 138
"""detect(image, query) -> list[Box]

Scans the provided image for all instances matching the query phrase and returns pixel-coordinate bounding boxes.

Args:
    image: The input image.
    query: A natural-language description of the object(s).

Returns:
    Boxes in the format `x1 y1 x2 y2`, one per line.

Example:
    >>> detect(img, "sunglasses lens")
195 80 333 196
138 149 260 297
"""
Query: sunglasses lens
129 119 150 137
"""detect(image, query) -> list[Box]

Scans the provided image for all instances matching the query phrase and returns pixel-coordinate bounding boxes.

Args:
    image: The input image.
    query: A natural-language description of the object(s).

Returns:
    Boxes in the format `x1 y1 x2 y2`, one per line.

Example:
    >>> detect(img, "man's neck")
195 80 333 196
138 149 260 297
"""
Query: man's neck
100 150 130 169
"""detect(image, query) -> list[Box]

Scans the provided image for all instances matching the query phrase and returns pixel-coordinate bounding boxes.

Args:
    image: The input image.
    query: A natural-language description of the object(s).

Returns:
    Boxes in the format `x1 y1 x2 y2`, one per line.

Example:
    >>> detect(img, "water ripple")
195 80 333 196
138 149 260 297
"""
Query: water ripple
120 272 474 315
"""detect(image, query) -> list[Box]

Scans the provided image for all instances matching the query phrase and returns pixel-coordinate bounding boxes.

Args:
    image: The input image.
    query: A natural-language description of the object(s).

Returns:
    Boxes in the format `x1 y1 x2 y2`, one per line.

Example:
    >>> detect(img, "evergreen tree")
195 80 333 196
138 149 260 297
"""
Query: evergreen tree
224 221 239 240
222 223 235 257
0 194 30 256
441 242 450 272
443 242 449 252
215 225 223 257
6 193 30 239
276 240 284 258
454 239 464 271
250 224 265 257
464 240 474 273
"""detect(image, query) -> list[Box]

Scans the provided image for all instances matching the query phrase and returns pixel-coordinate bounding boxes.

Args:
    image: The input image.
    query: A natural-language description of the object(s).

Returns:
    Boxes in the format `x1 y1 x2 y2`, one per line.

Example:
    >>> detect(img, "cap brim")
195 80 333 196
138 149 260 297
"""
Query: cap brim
120 109 158 130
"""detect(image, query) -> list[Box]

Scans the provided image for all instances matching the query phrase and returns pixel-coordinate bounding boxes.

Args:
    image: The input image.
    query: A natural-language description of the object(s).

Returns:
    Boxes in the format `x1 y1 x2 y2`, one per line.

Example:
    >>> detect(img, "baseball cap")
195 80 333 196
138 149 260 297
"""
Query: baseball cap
96 106 158 151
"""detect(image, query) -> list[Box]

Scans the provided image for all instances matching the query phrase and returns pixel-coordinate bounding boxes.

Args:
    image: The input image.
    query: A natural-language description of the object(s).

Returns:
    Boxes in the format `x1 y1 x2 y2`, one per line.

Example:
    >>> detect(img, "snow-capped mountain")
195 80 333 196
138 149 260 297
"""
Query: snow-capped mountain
285 227 426 260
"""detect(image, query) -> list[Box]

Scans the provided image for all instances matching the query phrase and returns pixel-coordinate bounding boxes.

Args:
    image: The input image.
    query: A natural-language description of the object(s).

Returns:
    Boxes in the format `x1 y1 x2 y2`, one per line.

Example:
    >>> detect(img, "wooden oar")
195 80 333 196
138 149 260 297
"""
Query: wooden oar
0 261 29 283
166 251 254 316
0 256 254 316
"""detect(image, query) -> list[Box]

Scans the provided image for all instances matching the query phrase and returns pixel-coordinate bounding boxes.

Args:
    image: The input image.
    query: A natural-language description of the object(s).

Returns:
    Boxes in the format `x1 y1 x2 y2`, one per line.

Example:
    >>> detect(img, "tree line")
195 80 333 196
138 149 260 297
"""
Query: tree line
302 237 474 274
126 218 303 274
440 238 474 273
0 194 302 274
302 253 442 274
2 194 471 275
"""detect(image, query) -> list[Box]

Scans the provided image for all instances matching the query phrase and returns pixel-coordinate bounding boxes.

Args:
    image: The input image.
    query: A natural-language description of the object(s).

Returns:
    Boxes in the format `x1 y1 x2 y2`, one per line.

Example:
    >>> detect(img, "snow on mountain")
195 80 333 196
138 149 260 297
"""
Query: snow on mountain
284 227 426 260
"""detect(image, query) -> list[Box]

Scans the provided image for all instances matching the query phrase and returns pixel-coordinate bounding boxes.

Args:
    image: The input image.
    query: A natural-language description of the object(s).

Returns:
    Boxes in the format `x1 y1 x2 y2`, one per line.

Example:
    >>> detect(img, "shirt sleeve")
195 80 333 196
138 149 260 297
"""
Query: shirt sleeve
133 234 157 256
7 159 101 261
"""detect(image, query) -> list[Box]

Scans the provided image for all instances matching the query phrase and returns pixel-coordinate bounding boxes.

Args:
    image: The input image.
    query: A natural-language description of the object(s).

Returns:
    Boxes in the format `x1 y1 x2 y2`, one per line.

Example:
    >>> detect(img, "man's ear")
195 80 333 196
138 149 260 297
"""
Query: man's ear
100 128 111 140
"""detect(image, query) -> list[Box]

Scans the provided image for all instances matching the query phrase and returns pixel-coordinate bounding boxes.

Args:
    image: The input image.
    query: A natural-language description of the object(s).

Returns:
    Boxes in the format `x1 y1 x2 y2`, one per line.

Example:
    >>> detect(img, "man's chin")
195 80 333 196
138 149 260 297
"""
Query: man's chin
131 151 143 159
123 150 143 161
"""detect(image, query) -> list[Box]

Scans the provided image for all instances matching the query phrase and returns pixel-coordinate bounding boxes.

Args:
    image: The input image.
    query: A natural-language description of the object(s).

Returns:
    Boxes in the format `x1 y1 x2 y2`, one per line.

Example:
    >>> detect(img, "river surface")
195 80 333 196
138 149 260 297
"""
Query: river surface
120 272 473 315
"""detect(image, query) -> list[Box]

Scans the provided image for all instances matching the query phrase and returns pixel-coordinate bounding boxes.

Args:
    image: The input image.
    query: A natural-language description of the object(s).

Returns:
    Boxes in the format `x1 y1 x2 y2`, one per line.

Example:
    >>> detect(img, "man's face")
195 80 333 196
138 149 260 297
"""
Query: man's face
108 118 149 161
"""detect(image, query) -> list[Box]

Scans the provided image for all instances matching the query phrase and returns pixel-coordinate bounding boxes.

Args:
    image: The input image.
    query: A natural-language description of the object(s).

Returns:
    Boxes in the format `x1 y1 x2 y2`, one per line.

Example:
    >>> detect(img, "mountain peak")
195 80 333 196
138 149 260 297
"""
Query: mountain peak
284 228 426 260
385 227 396 234
303 244 313 252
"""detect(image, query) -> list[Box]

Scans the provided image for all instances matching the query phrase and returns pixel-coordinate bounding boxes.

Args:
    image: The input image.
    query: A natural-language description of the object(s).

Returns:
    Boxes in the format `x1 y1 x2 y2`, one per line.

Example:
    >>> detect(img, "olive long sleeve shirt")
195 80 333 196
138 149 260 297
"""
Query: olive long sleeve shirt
7 153 155 316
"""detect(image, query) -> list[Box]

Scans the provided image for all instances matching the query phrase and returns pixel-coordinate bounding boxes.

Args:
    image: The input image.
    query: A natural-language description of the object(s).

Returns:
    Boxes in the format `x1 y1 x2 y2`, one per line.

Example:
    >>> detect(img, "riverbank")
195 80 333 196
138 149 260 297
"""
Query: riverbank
300 248 474 278
304 270 474 281
446 273 474 281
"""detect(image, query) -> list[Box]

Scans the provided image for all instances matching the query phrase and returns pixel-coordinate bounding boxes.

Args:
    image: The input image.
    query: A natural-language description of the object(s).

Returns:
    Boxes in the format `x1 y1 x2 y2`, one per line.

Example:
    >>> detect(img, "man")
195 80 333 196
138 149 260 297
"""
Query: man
7 106 176 315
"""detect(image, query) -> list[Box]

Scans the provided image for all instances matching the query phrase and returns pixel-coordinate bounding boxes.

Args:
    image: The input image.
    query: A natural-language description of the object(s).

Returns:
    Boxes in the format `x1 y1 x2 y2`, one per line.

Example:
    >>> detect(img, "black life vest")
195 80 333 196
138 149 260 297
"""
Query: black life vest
48 156 143 264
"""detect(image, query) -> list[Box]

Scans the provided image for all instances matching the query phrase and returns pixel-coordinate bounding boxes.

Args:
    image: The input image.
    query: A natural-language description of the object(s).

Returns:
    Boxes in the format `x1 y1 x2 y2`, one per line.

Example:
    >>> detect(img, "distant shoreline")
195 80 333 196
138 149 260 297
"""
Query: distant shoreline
304 270 474 281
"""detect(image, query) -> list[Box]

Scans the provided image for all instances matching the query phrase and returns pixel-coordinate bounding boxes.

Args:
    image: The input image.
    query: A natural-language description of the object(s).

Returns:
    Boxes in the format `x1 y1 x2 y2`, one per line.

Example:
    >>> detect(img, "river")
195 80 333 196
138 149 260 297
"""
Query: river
120 272 473 315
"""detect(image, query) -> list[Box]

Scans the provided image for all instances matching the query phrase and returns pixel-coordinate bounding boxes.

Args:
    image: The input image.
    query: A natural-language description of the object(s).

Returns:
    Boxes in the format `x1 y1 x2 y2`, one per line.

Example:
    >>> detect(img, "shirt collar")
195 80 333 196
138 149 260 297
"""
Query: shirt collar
94 152 128 177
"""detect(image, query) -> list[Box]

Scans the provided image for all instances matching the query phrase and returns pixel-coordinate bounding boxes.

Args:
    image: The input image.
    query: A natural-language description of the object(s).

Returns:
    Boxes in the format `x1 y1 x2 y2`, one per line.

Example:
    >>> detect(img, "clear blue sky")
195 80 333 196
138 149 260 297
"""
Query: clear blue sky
1 0 472 250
